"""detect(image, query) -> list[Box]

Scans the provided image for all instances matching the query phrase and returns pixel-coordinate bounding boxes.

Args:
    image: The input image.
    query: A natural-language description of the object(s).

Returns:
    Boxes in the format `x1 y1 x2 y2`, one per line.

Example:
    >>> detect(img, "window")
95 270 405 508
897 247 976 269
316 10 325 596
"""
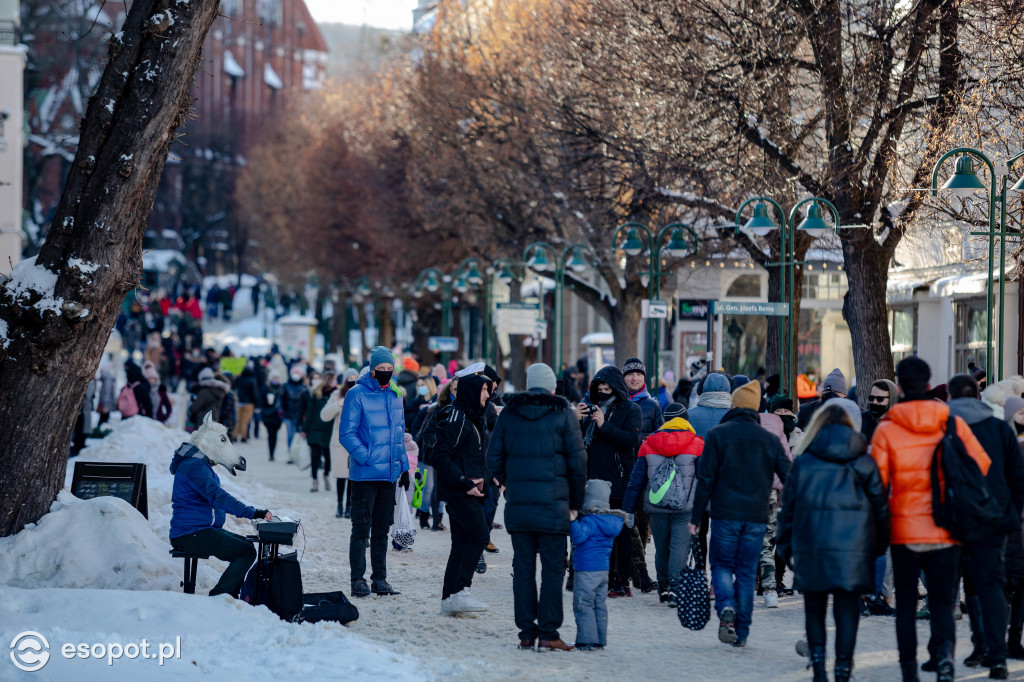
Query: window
802 272 848 301
954 299 991 374
888 306 917 365
725 274 761 298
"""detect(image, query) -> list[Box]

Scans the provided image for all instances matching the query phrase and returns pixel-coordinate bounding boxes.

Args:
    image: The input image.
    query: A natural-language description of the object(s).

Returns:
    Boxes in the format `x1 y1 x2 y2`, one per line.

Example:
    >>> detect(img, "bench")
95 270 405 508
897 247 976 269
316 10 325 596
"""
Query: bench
169 549 208 594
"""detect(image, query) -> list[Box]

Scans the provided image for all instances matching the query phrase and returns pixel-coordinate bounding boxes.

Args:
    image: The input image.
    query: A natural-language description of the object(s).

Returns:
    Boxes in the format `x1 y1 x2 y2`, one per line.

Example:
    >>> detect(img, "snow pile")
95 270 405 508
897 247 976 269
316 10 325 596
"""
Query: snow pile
0 492 184 590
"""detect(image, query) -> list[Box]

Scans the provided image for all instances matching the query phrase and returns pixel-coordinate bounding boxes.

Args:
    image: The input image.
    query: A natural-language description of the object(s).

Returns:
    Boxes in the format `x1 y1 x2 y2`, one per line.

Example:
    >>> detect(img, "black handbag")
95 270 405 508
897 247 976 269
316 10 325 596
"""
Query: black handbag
672 541 710 631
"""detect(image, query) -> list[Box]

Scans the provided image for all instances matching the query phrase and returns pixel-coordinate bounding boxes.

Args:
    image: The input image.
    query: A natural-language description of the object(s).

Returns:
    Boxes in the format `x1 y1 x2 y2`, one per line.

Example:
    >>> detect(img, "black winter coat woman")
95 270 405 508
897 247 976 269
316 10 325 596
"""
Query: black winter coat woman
776 422 890 593
580 366 642 502
433 375 491 502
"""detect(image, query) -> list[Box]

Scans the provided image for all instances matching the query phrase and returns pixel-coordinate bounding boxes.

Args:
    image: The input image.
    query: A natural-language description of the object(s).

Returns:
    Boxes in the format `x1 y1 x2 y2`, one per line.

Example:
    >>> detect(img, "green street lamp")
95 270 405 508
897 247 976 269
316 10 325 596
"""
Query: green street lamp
523 241 596 371
415 267 455 365
613 221 700 385
453 256 498 365
932 148 1024 380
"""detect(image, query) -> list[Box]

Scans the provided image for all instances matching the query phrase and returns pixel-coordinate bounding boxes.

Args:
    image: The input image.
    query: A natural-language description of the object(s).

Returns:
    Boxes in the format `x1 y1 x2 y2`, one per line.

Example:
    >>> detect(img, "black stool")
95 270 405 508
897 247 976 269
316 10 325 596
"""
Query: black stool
169 549 208 594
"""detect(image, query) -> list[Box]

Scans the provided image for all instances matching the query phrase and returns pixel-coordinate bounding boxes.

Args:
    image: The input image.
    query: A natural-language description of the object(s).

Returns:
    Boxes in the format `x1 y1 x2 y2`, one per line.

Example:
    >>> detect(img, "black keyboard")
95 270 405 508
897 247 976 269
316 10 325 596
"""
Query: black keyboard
253 516 298 544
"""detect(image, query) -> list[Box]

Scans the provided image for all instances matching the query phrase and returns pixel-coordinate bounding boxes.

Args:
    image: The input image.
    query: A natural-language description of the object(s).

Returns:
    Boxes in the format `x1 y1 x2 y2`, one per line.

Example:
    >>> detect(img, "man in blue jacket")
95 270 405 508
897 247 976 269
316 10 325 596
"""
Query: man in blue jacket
340 346 410 597
169 442 272 598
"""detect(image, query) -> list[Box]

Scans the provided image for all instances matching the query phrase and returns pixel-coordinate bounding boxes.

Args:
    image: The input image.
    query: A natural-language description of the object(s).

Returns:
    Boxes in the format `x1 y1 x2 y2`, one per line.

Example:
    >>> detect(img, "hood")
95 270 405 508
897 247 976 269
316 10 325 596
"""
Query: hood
948 397 997 425
886 400 950 434
758 412 786 440
590 366 630 404
804 424 867 464
580 508 629 522
1004 396 1024 425
503 390 570 421
170 442 209 474
659 417 695 434
452 374 490 422
702 373 731 394
697 391 733 410
720 407 760 425
874 380 899 415
125 362 145 385
643 422 703 458
199 376 230 395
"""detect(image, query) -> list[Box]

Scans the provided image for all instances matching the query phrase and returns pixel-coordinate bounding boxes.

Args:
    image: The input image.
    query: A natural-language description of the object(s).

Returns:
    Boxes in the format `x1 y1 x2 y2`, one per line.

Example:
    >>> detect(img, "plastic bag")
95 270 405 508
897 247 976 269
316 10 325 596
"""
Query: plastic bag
290 434 310 470
393 484 416 548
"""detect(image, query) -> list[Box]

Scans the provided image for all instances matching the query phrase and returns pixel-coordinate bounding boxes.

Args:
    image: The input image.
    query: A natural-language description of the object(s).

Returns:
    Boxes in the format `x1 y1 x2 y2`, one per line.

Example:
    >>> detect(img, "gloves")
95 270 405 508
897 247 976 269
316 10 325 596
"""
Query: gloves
399 471 410 490
253 509 270 520
624 513 635 529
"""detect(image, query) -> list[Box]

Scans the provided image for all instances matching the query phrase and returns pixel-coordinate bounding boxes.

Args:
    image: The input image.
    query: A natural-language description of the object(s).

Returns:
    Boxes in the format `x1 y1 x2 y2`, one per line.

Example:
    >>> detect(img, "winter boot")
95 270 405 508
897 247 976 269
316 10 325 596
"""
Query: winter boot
808 646 827 682
1008 627 1024 659
900 661 920 682
310 478 318 492
418 511 431 530
834 657 853 682
336 502 343 518
936 641 956 682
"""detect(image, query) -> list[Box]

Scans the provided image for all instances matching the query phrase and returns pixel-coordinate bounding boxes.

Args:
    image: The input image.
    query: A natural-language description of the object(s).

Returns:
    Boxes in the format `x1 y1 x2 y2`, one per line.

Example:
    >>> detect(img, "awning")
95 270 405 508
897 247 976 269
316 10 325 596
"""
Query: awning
263 62 282 90
223 50 245 78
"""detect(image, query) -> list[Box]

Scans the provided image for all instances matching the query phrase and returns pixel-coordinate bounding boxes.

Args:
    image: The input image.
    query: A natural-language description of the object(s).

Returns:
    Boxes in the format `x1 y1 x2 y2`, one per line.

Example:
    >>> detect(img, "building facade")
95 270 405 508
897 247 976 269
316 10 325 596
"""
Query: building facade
0 0 24 275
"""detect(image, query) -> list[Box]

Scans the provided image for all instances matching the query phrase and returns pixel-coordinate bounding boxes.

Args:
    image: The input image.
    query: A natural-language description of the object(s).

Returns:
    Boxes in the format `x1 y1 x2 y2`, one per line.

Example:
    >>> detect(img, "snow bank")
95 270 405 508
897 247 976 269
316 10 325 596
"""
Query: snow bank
0 586 422 681
0 492 183 590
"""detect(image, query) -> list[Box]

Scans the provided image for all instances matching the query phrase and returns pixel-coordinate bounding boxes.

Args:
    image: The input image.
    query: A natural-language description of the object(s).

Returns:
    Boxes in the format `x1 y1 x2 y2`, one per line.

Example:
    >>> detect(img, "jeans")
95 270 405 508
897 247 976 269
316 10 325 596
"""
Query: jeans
421 466 445 522
511 531 567 641
264 421 281 460
891 544 961 664
283 417 299 450
349 481 396 582
709 519 767 641
805 590 861 660
442 497 490 599
309 444 331 479
573 570 609 646
648 511 692 587
170 528 256 598
963 538 1009 663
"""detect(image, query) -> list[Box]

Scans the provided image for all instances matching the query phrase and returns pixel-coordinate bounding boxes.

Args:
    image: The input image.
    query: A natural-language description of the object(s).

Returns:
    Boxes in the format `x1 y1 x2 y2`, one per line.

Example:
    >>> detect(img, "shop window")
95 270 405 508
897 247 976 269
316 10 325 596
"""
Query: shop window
888 306 917 365
721 314 767 377
802 273 848 301
954 298 990 374
726 274 761 298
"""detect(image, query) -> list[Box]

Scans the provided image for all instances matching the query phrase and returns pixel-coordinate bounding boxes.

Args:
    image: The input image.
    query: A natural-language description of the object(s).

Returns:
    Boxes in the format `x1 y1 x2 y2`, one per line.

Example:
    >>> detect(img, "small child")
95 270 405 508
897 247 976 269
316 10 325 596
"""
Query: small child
570 479 626 650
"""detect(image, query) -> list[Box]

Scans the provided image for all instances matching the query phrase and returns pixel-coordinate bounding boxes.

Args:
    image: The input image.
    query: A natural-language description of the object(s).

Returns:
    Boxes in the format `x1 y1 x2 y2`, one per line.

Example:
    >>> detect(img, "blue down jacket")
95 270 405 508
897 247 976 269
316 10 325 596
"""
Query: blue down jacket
169 443 256 539
570 512 626 572
339 372 409 483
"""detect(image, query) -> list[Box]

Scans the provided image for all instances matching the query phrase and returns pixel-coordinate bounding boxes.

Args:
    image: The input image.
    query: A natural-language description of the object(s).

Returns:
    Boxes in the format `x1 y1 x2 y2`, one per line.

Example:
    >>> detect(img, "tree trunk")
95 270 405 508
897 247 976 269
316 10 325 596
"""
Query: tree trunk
842 239 895 397
610 289 644 365
380 298 395 348
507 280 526 391
0 0 221 537
357 302 369 358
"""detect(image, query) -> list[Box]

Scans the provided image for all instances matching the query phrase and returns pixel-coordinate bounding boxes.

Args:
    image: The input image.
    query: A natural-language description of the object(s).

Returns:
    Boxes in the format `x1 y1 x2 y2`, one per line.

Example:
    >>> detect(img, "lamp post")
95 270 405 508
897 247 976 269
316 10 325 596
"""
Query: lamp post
931 148 1024 381
734 197 842 398
613 222 699 386
414 267 454 365
523 241 595 371
454 257 492 364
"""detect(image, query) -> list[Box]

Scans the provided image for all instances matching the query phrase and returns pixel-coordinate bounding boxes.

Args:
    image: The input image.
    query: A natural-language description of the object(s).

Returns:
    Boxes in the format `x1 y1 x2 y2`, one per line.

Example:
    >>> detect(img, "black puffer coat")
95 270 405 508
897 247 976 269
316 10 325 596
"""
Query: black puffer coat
487 389 587 535
434 375 490 502
581 366 642 501
776 424 889 593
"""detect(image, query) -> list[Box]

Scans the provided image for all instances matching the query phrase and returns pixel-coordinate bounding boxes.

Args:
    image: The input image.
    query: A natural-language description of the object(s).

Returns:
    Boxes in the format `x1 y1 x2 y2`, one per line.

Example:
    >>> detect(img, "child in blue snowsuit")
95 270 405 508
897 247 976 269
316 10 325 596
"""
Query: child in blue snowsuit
570 479 626 650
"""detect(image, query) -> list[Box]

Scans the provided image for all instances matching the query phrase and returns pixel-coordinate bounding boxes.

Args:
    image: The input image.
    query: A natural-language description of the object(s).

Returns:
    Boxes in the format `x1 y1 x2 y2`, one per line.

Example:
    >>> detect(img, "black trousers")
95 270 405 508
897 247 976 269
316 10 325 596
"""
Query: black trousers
892 544 961 664
265 421 281 459
511 531 567 641
336 477 352 513
170 528 256 598
962 538 1009 663
442 497 490 599
805 590 861 660
349 480 395 582
609 497 632 586
309 444 331 478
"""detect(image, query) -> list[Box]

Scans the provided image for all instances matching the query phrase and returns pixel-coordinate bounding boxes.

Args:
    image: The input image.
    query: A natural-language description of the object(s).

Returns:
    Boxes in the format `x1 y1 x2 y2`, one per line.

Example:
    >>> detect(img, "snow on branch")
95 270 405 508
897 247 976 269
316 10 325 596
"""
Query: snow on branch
655 188 735 219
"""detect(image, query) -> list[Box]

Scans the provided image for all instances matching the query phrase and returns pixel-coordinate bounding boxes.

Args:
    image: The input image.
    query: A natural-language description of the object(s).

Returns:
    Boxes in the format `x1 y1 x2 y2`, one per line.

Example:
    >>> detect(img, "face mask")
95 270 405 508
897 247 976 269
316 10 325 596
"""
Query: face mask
375 370 393 387
868 403 888 418
781 415 796 435
290 374 303 383
807 374 816 382
417 385 429 397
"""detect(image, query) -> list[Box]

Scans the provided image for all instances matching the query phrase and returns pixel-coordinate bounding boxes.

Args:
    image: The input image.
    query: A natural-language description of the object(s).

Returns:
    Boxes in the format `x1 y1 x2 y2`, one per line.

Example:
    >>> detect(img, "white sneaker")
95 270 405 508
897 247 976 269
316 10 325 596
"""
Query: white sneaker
440 597 454 616
450 588 488 613
764 590 779 608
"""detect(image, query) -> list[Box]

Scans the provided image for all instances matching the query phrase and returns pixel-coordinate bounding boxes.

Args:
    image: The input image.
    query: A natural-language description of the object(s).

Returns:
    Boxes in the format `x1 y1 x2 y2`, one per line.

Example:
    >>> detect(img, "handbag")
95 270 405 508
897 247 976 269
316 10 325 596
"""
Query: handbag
392 484 417 548
672 541 710 631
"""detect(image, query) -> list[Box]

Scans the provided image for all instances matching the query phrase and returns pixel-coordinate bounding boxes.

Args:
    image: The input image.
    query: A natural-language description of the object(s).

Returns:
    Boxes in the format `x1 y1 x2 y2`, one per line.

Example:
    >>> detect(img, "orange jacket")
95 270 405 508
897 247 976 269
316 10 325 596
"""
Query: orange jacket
796 375 817 400
871 401 991 545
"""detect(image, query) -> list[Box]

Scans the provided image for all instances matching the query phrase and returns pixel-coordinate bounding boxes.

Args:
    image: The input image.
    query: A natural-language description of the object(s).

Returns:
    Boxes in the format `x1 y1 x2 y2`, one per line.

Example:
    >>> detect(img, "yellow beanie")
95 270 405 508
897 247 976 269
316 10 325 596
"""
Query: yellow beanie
731 379 761 410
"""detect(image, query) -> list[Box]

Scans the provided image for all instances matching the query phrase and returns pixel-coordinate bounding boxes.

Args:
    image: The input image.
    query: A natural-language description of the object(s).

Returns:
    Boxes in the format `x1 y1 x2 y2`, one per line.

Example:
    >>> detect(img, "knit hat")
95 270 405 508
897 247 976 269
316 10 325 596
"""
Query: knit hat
1003 396 1024 425
663 402 688 420
621 357 646 378
526 363 557 393
731 379 761 410
731 374 750 392
403 357 420 373
341 368 359 384
582 479 612 512
369 346 395 370
142 361 159 382
198 367 215 383
822 368 847 395
830 398 863 432
702 372 731 394
455 362 486 378
769 394 795 415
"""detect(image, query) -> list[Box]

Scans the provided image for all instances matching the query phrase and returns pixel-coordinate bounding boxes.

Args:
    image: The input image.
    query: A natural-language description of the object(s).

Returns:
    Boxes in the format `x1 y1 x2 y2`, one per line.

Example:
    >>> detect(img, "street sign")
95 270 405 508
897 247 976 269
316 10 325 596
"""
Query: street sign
534 319 548 340
710 301 790 316
428 336 459 352
495 302 540 335
642 299 670 319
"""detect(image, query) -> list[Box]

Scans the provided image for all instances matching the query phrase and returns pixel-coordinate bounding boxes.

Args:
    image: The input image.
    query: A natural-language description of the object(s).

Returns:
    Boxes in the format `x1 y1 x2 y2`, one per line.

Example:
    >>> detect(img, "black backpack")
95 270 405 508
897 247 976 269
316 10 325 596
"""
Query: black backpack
241 552 304 621
930 415 1002 544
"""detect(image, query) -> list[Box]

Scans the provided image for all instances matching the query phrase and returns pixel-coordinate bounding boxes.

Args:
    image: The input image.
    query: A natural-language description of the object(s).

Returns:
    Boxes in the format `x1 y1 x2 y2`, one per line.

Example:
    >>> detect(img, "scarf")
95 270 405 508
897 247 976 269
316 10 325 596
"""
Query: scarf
583 396 618 450
696 391 732 410
628 384 652 402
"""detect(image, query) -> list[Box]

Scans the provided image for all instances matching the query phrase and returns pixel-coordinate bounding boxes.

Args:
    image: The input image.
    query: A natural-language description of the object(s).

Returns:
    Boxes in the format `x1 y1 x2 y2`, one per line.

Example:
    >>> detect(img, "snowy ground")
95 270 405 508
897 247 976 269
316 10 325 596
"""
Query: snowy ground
5 418 1023 681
